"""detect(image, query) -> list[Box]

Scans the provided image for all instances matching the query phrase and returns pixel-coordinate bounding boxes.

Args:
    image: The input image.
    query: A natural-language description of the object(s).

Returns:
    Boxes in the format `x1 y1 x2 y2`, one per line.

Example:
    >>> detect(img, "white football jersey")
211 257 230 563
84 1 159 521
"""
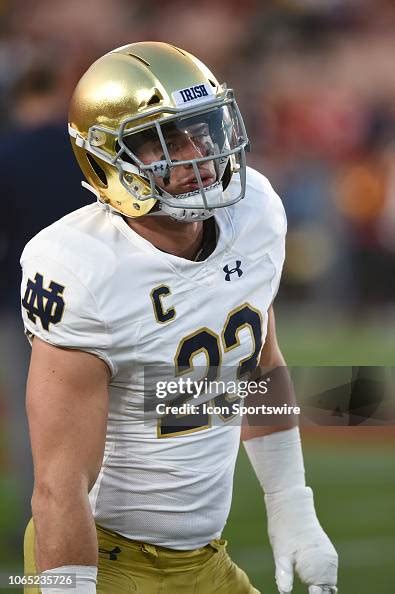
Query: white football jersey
21 166 286 549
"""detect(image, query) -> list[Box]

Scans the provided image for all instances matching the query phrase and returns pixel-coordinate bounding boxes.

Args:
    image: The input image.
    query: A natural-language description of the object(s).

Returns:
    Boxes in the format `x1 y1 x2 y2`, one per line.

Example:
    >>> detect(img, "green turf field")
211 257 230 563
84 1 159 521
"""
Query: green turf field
224 437 395 594
0 478 23 593
276 308 395 366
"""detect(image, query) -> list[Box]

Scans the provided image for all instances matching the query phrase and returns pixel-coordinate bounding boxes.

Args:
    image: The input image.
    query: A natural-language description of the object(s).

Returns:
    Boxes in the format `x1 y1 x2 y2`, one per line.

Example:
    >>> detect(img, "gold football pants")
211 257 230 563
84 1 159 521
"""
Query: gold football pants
24 519 261 593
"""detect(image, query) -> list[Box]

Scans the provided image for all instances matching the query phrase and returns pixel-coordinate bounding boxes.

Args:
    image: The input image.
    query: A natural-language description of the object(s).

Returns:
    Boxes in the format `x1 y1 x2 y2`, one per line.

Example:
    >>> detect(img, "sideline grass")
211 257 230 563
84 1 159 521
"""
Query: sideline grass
225 435 395 594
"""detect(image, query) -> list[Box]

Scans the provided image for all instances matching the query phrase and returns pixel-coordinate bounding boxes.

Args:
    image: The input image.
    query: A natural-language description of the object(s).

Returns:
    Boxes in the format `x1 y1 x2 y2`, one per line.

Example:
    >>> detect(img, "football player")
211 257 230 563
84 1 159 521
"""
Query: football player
21 42 338 594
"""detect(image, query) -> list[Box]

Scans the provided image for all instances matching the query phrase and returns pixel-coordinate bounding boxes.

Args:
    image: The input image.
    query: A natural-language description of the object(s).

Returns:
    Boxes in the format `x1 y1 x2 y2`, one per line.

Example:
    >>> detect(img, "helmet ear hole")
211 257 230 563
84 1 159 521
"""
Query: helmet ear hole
86 153 108 186
147 94 160 106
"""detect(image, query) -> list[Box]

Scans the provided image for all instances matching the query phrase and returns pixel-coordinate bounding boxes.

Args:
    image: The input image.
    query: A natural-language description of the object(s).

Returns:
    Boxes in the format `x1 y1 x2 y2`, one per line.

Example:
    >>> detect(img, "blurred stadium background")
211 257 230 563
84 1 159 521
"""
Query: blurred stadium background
0 1 394 592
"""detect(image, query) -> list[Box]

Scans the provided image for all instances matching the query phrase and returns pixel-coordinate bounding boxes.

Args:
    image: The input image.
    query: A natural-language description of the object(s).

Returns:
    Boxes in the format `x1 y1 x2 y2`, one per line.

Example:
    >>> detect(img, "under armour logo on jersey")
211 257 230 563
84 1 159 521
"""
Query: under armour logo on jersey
22 272 65 330
223 261 243 281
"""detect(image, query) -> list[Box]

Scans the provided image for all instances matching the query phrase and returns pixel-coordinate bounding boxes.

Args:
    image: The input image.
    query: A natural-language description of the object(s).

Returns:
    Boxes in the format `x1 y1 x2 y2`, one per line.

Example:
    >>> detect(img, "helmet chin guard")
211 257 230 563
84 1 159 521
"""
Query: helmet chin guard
150 182 227 221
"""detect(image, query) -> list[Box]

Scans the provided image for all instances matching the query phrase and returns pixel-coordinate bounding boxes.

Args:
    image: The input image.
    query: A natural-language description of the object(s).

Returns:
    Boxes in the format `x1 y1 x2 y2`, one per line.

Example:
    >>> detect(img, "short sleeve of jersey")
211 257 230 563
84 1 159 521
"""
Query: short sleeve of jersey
236 168 287 300
20 251 116 376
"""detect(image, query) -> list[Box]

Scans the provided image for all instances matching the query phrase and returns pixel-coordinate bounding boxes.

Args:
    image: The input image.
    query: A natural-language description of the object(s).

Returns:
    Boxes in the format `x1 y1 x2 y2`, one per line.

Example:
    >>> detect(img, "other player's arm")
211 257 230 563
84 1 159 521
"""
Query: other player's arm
241 306 338 594
27 337 109 582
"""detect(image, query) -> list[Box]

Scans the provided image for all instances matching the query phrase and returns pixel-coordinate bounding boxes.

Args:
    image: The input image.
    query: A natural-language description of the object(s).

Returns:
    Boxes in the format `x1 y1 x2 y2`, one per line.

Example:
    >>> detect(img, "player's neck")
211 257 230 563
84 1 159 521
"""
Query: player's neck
126 216 204 260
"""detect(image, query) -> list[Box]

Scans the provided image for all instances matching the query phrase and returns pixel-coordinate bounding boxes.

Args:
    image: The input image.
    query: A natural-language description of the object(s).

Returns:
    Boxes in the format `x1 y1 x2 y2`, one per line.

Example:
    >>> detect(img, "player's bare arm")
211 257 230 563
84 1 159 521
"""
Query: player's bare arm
241 305 296 441
27 337 109 572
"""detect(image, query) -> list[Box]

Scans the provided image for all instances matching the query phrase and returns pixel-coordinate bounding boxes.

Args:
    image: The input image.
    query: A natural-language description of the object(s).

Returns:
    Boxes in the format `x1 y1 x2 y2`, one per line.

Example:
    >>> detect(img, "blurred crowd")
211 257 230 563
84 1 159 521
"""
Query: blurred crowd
0 0 395 548
1 0 395 310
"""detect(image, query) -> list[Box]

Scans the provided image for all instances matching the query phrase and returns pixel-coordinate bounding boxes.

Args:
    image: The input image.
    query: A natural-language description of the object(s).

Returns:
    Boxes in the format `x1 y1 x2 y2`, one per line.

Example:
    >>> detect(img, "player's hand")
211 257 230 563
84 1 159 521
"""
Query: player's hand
265 486 338 593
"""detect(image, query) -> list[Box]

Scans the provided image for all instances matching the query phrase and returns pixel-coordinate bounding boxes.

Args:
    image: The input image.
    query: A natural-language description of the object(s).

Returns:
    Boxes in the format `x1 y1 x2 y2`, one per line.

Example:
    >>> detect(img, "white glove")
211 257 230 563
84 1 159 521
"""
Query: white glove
244 427 338 593
265 485 338 593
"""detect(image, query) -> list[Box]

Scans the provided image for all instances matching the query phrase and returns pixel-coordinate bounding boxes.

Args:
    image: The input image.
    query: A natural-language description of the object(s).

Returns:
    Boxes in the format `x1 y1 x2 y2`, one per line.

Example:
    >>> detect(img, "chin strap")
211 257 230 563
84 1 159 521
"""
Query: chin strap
81 181 101 199
157 203 215 221
81 179 213 221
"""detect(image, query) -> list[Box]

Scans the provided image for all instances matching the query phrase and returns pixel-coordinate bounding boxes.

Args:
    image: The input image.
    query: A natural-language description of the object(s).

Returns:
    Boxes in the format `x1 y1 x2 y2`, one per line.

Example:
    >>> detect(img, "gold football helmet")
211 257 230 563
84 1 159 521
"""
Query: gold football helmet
68 42 249 220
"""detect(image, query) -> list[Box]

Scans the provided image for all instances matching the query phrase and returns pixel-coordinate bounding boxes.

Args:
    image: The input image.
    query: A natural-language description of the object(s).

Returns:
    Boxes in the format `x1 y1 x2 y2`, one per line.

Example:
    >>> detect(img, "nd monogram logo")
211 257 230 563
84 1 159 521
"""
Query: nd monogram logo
223 261 243 282
22 273 65 330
